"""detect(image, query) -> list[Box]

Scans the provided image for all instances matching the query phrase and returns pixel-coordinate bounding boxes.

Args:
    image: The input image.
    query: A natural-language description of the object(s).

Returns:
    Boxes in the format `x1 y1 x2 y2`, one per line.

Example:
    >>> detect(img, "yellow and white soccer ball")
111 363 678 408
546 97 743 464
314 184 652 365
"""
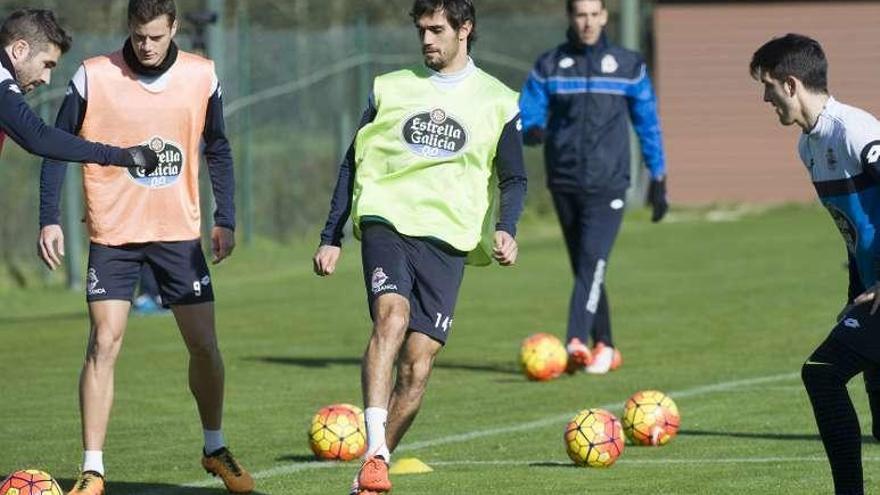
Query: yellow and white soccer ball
621 390 680 446
308 403 367 461
519 333 567 381
564 408 625 467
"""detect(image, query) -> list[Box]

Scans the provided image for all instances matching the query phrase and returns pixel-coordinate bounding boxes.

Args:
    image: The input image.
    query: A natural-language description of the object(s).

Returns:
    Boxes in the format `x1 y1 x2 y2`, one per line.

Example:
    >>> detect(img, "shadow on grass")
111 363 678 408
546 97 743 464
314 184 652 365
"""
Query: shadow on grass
681 429 879 443
54 479 273 495
252 356 521 376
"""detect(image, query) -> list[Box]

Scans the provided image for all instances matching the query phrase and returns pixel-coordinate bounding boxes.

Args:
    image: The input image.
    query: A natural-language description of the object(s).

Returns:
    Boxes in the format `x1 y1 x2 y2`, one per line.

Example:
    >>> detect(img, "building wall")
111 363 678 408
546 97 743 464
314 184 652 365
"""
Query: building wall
654 1 880 204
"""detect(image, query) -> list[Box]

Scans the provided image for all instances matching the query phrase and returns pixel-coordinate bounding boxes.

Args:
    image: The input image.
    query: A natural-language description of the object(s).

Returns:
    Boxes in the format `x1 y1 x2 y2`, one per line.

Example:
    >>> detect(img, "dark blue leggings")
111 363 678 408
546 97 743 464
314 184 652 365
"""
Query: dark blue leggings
551 190 625 346
802 336 875 495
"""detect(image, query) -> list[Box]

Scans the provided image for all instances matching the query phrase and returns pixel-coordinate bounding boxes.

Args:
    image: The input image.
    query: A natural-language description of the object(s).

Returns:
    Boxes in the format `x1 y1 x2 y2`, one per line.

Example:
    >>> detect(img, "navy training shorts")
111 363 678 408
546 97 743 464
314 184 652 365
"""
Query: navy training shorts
86 239 214 306
360 222 466 345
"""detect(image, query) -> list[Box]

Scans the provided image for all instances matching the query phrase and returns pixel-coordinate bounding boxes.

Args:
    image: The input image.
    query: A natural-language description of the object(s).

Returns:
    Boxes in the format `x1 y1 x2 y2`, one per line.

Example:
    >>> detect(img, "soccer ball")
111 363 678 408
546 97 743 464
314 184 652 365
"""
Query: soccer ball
564 408 625 467
519 333 567 381
308 403 367 461
0 470 63 495
621 390 680 446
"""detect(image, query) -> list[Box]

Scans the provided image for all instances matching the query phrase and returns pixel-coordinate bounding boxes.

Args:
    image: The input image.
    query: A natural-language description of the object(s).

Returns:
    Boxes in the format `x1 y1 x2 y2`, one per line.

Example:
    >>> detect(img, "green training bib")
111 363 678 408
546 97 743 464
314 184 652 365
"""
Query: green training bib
352 65 519 266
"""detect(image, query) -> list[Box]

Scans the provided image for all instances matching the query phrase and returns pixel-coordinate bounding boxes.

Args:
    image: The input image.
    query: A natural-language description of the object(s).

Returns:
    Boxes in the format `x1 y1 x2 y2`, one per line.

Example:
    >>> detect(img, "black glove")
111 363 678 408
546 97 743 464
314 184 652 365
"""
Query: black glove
122 145 159 176
647 177 668 223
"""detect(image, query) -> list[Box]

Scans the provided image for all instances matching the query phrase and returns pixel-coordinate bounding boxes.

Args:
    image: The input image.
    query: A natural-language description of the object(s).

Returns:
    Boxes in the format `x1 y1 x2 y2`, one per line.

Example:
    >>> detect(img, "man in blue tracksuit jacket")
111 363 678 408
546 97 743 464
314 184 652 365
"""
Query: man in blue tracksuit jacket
519 0 667 374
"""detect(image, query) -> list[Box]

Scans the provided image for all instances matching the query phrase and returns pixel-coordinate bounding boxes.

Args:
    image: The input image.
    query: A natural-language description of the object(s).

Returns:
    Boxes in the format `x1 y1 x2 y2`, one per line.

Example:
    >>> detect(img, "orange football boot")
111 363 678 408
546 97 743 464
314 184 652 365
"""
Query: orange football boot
565 337 593 374
202 447 254 493
67 471 104 495
586 342 615 375
356 456 391 493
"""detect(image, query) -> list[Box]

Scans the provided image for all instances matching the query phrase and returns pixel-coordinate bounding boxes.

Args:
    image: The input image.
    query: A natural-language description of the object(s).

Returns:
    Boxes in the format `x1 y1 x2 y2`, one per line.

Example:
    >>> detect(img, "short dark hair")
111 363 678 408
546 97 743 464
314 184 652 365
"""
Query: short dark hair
750 33 828 94
410 0 477 53
0 9 71 54
128 0 177 26
567 0 606 14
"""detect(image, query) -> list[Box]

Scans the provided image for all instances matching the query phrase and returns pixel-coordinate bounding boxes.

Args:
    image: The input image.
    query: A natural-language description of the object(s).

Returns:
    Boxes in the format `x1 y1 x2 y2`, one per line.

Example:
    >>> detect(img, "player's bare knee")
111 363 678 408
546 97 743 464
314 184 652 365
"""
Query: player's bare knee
187 340 221 361
87 325 124 364
398 355 433 395
374 294 408 320
373 306 409 341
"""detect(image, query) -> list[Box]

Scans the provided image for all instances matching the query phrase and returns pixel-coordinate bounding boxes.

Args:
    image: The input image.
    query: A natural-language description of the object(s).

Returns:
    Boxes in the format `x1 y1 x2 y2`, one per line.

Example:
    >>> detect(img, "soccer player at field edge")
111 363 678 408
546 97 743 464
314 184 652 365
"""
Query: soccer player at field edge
313 0 527 492
37 1 250 493
0 9 158 173
752 34 880 495
519 0 668 374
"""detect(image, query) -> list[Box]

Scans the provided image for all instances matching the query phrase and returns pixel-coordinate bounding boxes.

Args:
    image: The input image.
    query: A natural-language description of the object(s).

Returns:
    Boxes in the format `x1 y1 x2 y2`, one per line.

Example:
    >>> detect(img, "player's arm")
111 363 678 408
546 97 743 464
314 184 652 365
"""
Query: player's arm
625 60 668 222
37 72 89 270
203 76 236 265
314 96 377 276
492 112 528 267
518 60 550 146
0 71 153 168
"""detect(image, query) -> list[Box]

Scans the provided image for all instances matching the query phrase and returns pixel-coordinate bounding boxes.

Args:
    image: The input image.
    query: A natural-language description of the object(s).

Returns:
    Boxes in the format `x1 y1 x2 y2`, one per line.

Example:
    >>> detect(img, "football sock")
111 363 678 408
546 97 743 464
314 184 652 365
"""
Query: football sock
364 407 390 461
802 337 866 495
82 450 104 476
203 429 226 455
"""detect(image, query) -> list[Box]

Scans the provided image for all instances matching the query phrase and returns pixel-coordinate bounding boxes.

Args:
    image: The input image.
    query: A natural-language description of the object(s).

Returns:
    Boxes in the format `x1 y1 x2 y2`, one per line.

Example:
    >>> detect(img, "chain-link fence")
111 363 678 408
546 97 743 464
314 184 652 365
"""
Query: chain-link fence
0 0 653 289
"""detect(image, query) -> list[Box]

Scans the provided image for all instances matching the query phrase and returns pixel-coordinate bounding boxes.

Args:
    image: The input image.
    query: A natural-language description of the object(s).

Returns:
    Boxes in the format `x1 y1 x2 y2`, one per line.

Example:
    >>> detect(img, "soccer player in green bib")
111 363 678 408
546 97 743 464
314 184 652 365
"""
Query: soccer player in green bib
313 1 526 493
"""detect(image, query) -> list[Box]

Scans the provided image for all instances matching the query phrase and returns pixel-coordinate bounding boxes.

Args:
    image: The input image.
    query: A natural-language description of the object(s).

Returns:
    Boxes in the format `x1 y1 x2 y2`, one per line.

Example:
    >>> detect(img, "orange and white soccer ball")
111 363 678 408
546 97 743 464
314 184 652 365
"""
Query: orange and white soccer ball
0 470 63 495
621 390 680 446
519 333 567 381
308 403 367 461
564 408 625 467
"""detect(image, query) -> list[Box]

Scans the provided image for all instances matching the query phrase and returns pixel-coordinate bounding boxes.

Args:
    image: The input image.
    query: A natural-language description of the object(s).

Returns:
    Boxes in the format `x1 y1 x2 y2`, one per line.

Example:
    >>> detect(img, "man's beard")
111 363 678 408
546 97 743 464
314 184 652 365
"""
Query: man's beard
425 57 444 71
424 50 451 71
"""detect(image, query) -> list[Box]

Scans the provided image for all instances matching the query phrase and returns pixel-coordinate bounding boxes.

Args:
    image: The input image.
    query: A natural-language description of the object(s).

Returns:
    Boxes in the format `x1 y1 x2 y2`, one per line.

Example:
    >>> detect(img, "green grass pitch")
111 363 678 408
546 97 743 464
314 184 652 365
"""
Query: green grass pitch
1 205 877 494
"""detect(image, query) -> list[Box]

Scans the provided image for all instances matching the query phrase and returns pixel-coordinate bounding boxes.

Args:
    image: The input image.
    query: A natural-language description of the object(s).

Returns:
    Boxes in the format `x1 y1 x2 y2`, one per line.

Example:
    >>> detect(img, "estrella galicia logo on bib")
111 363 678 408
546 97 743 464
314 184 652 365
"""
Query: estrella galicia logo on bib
826 204 857 253
128 136 184 188
401 108 468 158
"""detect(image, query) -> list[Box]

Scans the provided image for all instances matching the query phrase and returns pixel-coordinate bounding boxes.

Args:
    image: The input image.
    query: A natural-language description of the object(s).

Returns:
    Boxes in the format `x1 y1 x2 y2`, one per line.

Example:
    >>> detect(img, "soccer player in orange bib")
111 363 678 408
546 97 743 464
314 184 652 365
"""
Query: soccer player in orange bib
37 1 251 493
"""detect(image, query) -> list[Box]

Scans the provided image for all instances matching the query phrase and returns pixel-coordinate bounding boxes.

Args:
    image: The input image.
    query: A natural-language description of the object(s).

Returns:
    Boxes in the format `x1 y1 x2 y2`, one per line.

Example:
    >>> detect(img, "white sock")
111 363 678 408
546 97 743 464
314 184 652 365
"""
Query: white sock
350 473 360 494
364 407 390 461
82 450 104 476
203 429 226 455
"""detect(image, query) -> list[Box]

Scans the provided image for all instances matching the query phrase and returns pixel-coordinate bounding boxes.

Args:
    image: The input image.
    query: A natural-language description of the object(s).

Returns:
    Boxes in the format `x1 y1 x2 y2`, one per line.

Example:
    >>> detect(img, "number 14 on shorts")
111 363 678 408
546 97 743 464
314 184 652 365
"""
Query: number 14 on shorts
434 313 453 333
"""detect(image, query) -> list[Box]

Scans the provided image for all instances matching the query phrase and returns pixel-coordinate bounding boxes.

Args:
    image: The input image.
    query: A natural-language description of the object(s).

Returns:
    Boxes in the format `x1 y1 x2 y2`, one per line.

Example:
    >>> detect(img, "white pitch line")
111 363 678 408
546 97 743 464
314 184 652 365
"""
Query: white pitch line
134 371 800 494
404 456 880 467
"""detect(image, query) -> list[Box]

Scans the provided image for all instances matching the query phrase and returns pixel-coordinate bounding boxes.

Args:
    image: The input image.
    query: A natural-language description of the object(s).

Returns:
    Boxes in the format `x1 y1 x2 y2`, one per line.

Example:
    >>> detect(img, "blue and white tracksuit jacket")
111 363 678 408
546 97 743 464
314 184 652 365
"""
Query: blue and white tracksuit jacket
519 32 665 193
